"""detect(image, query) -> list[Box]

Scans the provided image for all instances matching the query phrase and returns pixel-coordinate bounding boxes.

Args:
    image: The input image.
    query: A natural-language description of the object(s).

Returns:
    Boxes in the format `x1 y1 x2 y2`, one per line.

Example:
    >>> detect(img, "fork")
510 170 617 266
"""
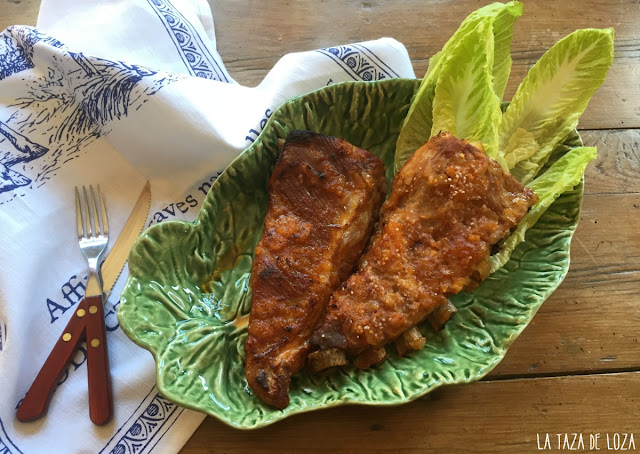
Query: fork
17 186 113 425
76 186 113 424
76 185 109 305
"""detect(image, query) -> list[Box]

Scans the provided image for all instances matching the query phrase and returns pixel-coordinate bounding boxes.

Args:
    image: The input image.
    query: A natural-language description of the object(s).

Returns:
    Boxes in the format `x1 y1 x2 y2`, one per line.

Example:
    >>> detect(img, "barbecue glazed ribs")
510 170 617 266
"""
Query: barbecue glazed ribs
312 132 538 366
245 130 387 408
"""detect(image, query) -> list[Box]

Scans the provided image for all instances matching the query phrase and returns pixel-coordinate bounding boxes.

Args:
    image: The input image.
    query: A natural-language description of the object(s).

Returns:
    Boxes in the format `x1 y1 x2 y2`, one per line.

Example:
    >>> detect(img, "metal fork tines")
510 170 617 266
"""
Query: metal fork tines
75 185 109 297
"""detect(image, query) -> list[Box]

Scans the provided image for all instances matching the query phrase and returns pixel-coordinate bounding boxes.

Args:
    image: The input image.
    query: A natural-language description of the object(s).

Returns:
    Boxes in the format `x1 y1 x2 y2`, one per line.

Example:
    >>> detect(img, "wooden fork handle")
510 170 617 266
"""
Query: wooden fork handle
84 295 113 425
16 295 113 425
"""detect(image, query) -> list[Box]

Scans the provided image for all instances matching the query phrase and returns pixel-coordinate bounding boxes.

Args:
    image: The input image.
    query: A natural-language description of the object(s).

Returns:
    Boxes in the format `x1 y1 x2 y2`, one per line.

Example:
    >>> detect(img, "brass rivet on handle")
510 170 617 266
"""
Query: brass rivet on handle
77 309 86 317
62 333 72 342
89 306 98 314
90 339 100 348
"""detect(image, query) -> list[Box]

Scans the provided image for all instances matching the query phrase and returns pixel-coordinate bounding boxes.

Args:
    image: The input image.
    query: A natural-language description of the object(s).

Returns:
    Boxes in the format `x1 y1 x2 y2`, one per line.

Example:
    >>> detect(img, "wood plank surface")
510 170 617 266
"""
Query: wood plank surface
208 0 640 129
183 371 640 454
581 129 640 195
0 0 40 30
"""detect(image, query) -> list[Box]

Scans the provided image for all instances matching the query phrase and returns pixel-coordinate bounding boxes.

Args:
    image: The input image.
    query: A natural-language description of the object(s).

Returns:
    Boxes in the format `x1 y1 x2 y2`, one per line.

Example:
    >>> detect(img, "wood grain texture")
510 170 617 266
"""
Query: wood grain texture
581 130 640 195
0 0 40 30
183 371 640 453
208 0 640 129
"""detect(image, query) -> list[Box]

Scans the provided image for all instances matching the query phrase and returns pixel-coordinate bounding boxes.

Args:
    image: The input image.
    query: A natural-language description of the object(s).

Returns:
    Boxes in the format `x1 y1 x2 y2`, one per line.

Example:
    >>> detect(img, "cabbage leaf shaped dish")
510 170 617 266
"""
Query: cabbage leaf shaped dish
118 78 585 429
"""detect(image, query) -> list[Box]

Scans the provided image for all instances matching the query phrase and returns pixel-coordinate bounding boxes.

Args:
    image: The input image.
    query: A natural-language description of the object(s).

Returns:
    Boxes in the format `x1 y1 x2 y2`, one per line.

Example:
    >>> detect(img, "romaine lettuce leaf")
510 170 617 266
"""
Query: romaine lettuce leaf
394 1 523 172
490 2 522 99
498 28 614 184
489 146 598 272
502 127 539 169
430 22 502 157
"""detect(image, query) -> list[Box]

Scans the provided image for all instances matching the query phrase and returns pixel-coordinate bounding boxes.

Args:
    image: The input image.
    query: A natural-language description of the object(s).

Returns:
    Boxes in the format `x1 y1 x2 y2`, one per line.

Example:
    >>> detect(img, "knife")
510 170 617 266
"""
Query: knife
100 181 151 298
16 181 151 425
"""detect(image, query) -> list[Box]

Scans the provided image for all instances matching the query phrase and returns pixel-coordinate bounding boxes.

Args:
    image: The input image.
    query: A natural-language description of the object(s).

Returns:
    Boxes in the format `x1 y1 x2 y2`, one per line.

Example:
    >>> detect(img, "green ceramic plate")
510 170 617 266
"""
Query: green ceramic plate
118 79 584 429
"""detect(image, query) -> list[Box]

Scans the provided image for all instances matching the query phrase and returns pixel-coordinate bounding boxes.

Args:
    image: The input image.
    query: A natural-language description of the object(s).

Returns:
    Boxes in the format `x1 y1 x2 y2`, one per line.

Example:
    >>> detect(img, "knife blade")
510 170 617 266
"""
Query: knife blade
101 180 151 297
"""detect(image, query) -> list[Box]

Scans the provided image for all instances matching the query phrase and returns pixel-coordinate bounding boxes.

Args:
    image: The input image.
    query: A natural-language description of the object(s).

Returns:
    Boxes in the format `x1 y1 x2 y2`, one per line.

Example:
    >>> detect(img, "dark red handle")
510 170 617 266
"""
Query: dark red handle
84 295 113 425
17 299 88 422
17 295 113 425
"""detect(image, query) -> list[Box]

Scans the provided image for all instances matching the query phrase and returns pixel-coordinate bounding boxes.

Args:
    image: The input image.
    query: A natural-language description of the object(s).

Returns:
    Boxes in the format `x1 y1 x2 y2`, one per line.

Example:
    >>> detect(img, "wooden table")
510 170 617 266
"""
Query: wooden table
5 1 639 452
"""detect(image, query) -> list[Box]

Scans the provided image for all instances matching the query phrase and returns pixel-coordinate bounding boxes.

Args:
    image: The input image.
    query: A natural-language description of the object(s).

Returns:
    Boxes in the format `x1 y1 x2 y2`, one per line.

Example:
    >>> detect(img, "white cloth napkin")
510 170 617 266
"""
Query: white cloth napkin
0 0 415 452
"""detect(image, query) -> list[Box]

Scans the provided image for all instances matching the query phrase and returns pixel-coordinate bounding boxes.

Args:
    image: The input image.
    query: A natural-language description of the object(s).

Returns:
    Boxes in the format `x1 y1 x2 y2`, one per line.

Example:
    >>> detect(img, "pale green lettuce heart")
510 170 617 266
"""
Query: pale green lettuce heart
502 127 539 170
499 28 614 184
430 21 501 157
119 79 583 429
394 1 522 172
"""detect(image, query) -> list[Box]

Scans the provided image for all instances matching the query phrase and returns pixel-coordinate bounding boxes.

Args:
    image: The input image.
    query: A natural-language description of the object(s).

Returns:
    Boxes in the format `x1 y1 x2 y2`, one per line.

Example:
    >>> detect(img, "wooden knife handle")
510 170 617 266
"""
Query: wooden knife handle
16 295 113 425
17 300 88 422
84 294 113 425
